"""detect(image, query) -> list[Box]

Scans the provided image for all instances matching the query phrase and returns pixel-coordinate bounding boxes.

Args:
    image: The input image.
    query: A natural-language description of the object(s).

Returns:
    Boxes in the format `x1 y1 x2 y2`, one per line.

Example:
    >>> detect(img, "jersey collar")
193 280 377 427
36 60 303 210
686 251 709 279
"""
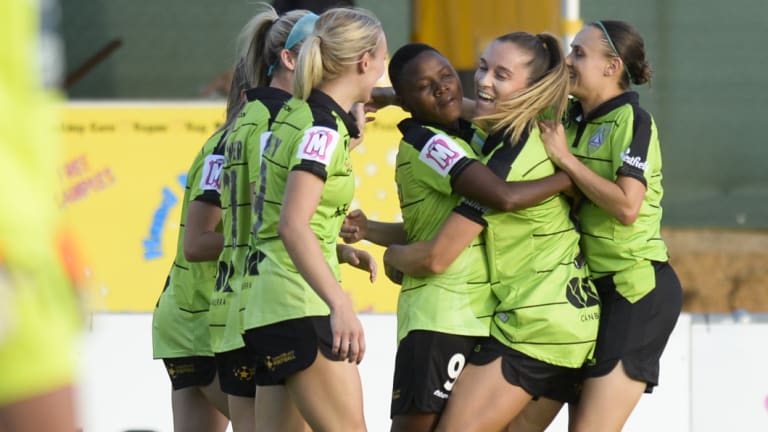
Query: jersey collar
307 89 361 138
415 118 475 143
245 86 292 102
573 91 640 123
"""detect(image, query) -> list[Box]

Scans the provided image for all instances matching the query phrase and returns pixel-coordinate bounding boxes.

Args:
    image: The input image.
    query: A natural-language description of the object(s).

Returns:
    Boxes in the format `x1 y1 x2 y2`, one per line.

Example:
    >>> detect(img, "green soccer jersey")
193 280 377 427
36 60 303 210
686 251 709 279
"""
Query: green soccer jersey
209 87 290 354
153 130 226 358
566 92 669 302
243 90 359 329
471 128 599 368
393 118 496 343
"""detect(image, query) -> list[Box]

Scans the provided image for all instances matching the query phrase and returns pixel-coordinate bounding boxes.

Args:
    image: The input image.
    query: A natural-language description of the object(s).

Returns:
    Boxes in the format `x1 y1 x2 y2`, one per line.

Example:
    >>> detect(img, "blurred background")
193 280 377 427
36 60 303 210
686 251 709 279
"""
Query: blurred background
47 0 768 430
59 0 768 314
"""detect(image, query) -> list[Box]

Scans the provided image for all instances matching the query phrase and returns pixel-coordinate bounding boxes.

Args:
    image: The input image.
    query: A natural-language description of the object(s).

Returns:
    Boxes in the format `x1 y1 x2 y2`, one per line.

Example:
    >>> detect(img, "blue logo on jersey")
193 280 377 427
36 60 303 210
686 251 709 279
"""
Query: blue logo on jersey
588 125 610 155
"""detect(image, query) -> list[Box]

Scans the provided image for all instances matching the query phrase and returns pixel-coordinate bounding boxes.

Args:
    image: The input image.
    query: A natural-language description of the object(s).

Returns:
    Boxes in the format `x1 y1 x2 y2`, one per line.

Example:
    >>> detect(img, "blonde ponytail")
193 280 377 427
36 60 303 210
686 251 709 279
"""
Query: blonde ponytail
476 32 569 144
292 7 383 100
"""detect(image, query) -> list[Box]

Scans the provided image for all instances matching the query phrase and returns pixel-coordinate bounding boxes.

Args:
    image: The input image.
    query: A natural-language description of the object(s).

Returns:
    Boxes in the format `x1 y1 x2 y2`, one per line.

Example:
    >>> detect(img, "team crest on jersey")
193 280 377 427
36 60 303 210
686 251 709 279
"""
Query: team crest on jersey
200 154 225 192
418 134 467 177
587 125 610 156
297 126 340 166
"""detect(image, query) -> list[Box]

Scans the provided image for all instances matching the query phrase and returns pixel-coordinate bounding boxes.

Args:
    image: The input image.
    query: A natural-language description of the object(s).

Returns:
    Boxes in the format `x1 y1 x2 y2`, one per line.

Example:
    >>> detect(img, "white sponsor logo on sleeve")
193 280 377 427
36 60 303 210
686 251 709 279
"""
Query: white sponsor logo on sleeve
296 126 340 166
621 147 649 172
200 154 225 192
418 134 467 176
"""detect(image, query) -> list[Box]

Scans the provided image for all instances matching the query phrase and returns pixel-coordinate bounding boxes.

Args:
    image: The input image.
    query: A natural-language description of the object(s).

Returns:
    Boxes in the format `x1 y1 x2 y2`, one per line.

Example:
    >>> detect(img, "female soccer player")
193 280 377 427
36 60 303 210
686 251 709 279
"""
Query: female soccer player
240 7 386 431
539 20 683 431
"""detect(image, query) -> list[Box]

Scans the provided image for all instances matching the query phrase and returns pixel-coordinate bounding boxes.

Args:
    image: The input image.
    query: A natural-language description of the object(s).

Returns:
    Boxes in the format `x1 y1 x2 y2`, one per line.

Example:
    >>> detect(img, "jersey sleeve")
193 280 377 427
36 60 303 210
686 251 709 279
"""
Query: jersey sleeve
291 125 343 181
191 133 226 206
613 107 652 187
398 119 477 195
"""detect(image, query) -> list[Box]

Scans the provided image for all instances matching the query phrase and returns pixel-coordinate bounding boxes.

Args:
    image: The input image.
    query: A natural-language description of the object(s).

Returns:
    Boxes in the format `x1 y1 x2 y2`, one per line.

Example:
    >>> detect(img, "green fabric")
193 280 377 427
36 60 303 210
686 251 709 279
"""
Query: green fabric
482 128 599 368
395 121 495 343
152 131 224 357
244 94 354 329
566 92 669 301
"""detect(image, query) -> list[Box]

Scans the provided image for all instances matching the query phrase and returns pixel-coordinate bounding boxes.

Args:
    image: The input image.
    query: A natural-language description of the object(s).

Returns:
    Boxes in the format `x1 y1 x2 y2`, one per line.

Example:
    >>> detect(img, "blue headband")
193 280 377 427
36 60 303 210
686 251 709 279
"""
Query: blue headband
267 12 319 77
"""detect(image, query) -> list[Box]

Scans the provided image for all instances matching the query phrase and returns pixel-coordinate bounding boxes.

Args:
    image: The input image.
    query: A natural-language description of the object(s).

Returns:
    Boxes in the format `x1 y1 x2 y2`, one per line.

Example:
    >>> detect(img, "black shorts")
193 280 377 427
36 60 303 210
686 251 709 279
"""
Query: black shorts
470 337 582 403
215 347 256 397
390 331 478 418
241 315 338 386
584 261 683 393
161 356 217 390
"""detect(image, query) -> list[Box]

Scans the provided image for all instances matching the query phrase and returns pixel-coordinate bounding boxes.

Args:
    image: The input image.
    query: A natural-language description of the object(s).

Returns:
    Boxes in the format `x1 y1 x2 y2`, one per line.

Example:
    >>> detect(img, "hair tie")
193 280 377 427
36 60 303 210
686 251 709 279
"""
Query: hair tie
536 34 548 51
594 21 633 83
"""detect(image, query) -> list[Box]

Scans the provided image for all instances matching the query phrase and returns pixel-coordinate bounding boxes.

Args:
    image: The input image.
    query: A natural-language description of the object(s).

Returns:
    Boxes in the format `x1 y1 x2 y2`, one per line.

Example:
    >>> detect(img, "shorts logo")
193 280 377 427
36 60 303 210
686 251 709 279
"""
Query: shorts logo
264 350 296 371
233 365 255 382
621 147 649 172
419 134 467 177
166 362 195 379
297 126 339 166
201 154 225 191
432 389 449 399
587 125 610 156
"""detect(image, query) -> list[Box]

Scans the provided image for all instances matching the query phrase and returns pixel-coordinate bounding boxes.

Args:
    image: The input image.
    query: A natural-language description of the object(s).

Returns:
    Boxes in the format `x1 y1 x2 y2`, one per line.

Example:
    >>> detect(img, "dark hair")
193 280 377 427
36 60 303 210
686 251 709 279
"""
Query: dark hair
590 20 652 88
387 43 438 94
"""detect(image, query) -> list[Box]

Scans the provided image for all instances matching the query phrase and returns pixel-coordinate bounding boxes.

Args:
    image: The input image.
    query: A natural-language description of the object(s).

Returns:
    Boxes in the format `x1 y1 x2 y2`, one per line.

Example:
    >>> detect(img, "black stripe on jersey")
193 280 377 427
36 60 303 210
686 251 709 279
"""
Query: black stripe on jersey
231 121 264 135
400 283 427 293
501 301 569 312
448 158 475 187
245 87 292 128
536 260 580 274
615 103 652 187
396 160 410 170
581 231 612 241
532 227 576 238
270 118 303 132
172 261 189 271
538 195 559 205
569 92 640 148
178 307 209 314
616 165 646 187
521 158 550 178
263 154 289 170
575 155 612 164
453 202 488 227
485 130 529 179
308 89 360 138
222 243 250 248
194 190 222 207
400 198 425 209
397 118 476 185
292 159 328 181
225 161 248 168
502 338 597 346
397 118 435 151
213 129 228 155
216 203 248 212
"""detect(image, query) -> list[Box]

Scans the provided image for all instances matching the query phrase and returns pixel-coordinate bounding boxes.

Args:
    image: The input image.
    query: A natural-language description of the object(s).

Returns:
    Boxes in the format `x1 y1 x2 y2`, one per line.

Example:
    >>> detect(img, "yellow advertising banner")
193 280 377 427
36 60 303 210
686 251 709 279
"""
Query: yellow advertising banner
60 102 408 313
